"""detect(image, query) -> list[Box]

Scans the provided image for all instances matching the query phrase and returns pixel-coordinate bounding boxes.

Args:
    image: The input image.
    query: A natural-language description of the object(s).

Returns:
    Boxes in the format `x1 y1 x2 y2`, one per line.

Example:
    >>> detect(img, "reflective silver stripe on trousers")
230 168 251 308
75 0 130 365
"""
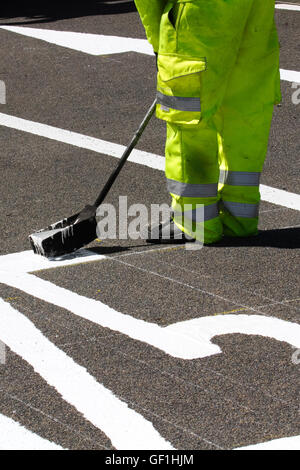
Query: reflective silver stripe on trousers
167 179 218 198
174 203 219 222
219 170 261 187
157 91 201 112
222 201 259 218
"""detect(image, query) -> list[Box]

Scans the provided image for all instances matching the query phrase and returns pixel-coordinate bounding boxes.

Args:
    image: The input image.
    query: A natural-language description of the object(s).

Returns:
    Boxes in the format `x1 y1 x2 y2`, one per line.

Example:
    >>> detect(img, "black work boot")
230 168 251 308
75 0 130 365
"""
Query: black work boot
146 217 195 244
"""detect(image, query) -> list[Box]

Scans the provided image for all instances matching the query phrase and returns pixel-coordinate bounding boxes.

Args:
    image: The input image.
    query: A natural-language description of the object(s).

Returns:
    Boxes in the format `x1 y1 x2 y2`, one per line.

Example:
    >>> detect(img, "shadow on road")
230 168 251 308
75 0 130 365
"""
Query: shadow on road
88 244 153 256
85 227 300 254
0 0 137 26
213 227 300 249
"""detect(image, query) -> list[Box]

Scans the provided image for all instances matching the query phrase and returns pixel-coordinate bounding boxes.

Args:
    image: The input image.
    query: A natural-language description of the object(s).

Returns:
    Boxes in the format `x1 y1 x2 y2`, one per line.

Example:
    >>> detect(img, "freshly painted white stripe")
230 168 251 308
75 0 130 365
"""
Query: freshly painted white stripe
280 68 300 82
236 434 300 450
0 257 299 360
0 270 213 360
0 112 165 172
260 185 300 211
0 27 154 56
0 414 63 450
276 4 300 11
167 314 300 357
0 298 173 450
0 113 299 210
0 248 106 273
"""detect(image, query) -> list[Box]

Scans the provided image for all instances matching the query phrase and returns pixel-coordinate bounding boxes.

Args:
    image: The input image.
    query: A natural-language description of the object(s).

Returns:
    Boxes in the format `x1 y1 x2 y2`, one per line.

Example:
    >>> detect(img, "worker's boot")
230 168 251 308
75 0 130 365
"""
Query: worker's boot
146 217 195 244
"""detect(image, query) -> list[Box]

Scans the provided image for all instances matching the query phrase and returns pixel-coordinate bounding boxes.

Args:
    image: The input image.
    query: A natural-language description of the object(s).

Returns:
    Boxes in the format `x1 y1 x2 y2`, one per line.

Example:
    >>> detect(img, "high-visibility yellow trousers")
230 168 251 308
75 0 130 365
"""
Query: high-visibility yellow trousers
153 0 281 243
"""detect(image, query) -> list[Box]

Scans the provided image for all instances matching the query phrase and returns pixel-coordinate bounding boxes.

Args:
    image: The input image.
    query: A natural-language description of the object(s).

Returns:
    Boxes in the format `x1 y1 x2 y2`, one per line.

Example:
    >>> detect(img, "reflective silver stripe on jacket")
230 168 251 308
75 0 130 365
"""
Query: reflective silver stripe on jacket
167 179 218 198
219 170 261 187
174 203 219 222
222 201 259 218
157 91 201 112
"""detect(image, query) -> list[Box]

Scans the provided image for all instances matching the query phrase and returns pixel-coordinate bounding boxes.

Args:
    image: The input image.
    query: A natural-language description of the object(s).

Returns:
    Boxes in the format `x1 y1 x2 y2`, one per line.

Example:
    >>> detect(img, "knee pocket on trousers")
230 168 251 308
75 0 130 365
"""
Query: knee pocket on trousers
156 54 207 126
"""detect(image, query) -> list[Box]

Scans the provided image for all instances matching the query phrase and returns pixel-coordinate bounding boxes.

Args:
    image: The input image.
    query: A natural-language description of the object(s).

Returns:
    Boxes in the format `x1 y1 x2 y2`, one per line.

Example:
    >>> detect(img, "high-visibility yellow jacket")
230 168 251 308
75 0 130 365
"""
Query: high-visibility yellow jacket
134 0 281 126
135 0 281 243
135 0 167 53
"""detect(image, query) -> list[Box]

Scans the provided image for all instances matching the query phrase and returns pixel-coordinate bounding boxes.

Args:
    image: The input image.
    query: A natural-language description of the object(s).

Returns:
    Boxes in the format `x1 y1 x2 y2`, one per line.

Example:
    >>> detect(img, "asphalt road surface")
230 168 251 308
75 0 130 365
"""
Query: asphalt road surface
0 1 299 451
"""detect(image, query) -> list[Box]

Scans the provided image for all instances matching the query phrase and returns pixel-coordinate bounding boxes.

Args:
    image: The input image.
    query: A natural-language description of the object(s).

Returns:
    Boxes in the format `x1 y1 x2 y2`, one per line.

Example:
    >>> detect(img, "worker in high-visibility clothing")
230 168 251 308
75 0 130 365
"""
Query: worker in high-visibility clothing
134 0 281 244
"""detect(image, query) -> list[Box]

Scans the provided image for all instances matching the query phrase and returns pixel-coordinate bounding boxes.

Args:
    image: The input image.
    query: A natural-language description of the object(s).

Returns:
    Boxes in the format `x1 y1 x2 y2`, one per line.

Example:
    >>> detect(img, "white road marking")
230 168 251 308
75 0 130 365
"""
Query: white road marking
0 27 298 83
276 3 300 11
236 434 300 450
0 112 299 211
0 414 63 450
0 269 213 360
0 248 106 273
0 26 154 56
1 251 300 361
167 314 300 358
0 297 173 450
0 112 163 172
260 185 300 211
0 15 298 453
280 68 300 83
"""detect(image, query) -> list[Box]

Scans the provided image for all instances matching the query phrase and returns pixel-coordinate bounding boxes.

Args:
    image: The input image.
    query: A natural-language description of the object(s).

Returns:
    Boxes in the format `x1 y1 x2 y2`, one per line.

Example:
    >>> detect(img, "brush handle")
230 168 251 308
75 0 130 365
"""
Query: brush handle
93 99 157 208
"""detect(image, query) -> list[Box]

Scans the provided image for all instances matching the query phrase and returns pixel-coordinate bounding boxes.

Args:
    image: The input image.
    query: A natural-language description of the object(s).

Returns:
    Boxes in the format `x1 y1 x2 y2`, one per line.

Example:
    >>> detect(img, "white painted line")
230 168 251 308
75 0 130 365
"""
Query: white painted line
0 248 106 273
0 269 210 360
0 112 299 211
0 414 64 450
236 434 300 450
167 314 300 357
260 184 300 211
276 4 300 11
0 26 298 83
280 68 300 83
0 112 164 172
0 297 173 450
1 253 300 360
0 26 155 56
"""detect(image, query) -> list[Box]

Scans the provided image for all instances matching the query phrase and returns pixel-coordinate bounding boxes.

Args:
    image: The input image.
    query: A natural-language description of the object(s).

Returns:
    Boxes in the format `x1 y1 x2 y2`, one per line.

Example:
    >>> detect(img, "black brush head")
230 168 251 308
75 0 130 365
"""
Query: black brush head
29 205 98 258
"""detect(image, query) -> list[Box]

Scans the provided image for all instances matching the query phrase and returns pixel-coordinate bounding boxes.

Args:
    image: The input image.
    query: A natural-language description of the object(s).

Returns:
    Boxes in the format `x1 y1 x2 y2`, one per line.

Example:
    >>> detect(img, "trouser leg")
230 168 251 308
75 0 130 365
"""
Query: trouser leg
218 105 275 237
165 121 223 244
158 0 280 242
159 0 255 243
218 0 280 237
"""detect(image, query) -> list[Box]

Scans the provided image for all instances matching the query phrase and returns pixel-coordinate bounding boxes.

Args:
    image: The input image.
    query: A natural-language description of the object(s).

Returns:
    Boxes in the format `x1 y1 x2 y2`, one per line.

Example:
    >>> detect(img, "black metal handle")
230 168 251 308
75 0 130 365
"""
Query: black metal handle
93 99 157 208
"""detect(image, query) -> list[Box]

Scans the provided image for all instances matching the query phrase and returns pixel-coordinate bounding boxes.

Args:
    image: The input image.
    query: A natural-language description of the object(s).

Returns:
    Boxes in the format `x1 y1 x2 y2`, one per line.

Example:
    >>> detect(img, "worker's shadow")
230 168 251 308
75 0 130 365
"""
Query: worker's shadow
214 226 300 249
0 0 137 26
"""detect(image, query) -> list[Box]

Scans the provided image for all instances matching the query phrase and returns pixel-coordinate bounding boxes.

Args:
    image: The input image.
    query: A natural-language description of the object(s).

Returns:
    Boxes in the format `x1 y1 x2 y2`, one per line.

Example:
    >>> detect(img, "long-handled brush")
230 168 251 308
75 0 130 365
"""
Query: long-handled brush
29 100 156 258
